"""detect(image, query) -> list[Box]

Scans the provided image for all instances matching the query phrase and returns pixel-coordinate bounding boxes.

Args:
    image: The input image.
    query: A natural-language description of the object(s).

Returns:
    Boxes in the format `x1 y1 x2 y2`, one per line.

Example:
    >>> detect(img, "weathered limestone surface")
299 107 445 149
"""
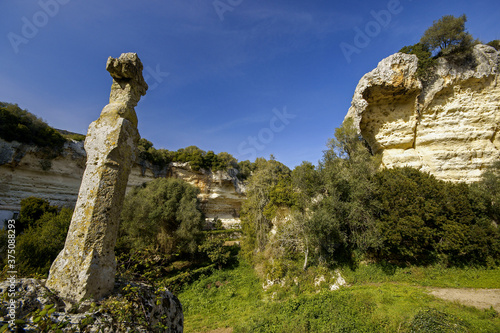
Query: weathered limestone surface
0 138 86 211
346 44 500 183
46 53 147 303
0 279 184 332
168 162 246 228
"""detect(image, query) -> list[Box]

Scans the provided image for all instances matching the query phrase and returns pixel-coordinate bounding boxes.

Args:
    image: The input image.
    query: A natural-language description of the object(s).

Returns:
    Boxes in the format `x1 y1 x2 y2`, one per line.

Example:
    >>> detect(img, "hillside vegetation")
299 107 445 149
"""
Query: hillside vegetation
4 116 499 331
0 102 66 149
0 101 253 177
138 138 255 179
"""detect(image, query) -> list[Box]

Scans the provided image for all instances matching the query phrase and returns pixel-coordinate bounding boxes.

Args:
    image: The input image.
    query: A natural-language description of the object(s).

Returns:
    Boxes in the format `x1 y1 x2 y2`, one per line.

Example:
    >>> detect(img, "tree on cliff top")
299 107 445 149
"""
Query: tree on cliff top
420 14 474 56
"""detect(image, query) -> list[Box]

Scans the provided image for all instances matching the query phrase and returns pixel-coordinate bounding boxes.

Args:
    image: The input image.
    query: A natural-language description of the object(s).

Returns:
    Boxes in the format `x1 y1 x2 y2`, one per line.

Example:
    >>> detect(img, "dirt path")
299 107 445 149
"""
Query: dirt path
428 288 500 312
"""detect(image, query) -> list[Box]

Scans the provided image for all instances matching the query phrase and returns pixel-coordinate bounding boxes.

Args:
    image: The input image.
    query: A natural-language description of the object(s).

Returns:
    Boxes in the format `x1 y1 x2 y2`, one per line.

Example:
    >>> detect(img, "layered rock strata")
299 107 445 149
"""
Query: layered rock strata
167 162 245 228
0 142 246 227
346 44 500 183
46 53 147 303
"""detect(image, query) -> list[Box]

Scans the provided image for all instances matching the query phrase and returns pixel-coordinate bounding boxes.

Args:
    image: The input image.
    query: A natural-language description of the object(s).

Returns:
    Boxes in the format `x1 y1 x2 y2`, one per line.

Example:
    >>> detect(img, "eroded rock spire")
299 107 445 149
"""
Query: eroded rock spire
46 53 148 303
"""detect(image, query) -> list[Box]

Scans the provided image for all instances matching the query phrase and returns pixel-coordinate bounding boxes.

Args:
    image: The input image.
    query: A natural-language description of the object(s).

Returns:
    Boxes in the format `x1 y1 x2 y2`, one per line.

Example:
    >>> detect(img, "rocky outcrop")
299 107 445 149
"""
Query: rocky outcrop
46 52 147 303
0 138 86 210
168 162 245 228
0 140 246 227
0 278 183 332
346 44 500 183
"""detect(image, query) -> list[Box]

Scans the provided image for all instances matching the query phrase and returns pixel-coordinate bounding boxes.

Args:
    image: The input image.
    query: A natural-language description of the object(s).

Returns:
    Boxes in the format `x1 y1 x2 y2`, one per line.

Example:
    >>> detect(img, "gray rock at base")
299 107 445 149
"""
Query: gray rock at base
0 278 183 332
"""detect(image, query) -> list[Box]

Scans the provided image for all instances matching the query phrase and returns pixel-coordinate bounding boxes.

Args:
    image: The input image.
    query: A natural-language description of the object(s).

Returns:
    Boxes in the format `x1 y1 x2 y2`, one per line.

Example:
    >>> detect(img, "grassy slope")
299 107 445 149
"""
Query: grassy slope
178 258 500 333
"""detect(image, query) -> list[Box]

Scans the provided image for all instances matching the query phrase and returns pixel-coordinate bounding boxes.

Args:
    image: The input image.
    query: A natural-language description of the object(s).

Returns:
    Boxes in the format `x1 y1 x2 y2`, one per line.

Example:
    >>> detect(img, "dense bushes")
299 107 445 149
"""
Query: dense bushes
373 167 499 266
399 43 437 80
18 196 58 233
0 197 72 277
241 119 500 272
308 118 381 265
6 179 233 283
120 178 205 255
0 102 66 149
16 208 72 276
240 157 294 255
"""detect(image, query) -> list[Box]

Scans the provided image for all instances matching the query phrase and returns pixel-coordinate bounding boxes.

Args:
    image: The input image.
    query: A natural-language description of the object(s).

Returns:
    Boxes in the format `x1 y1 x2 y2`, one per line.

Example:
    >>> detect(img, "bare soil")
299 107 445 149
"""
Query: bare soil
428 288 500 312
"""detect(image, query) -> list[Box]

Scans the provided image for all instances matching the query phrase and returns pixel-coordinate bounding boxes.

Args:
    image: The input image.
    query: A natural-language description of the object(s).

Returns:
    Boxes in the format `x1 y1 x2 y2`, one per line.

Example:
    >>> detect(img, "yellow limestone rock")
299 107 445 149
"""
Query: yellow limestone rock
46 53 148 303
346 44 500 183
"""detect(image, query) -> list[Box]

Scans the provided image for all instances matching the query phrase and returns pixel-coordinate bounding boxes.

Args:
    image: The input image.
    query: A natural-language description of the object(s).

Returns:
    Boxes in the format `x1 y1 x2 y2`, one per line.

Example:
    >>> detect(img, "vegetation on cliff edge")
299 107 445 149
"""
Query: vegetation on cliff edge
0 102 66 149
399 14 480 80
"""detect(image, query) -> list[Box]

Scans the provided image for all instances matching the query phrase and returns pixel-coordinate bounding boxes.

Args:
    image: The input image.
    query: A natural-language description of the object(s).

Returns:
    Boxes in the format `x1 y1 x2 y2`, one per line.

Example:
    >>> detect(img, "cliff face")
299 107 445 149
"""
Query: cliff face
0 139 246 227
346 44 500 183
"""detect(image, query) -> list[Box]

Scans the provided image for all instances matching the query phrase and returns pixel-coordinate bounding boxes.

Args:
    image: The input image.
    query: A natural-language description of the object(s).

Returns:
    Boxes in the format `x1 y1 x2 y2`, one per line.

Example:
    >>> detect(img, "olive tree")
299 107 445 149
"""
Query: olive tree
309 118 381 264
420 14 473 55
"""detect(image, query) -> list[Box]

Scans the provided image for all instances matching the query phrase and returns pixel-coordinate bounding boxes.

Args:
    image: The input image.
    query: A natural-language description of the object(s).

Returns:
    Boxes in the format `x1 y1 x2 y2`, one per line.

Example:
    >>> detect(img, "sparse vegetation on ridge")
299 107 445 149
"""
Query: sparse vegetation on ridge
138 138 255 178
487 40 500 51
0 102 66 149
0 101 252 178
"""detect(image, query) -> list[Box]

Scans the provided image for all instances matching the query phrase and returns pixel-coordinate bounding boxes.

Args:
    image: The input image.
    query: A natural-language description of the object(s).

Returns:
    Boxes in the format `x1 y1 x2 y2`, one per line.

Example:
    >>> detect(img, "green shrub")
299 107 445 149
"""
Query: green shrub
120 178 205 255
373 167 500 266
406 308 469 333
420 14 473 56
400 15 480 80
399 43 437 81
15 207 72 277
237 160 256 180
137 138 243 174
198 237 231 270
475 161 500 224
240 157 292 255
18 197 57 234
487 40 500 51
308 118 381 265
0 102 65 149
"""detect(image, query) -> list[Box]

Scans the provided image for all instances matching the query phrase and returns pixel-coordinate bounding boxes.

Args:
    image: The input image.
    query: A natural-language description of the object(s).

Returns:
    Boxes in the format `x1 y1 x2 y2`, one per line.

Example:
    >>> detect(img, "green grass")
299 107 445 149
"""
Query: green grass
343 263 500 289
178 259 264 332
178 257 500 333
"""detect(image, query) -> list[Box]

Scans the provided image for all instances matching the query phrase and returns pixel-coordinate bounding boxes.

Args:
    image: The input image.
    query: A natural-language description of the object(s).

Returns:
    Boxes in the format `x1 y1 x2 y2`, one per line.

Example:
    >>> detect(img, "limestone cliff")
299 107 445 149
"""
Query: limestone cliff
346 44 500 183
0 139 246 227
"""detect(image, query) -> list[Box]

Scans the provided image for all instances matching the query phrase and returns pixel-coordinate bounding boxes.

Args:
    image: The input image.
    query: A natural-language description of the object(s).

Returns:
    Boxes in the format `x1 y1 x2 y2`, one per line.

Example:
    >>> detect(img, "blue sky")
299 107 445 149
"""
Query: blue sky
2 0 499 168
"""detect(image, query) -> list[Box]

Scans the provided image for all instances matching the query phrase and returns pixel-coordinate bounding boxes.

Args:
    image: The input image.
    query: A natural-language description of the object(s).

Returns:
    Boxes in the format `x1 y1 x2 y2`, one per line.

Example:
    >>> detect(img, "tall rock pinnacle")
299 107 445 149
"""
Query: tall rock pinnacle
46 53 148 303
